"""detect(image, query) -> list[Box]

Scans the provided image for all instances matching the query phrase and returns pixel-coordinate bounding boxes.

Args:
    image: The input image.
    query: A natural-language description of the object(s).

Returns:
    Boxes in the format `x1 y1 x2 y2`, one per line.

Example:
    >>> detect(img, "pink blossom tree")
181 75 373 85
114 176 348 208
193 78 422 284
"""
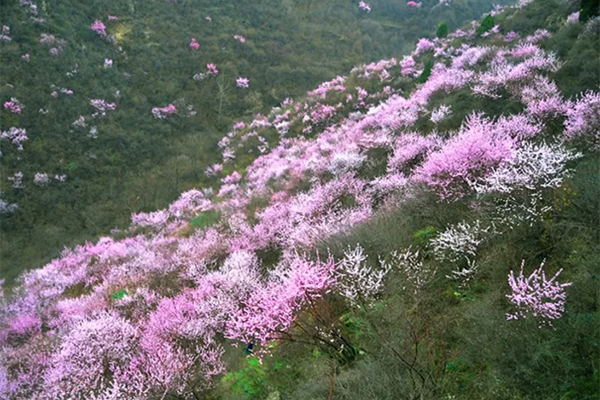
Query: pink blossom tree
506 260 572 327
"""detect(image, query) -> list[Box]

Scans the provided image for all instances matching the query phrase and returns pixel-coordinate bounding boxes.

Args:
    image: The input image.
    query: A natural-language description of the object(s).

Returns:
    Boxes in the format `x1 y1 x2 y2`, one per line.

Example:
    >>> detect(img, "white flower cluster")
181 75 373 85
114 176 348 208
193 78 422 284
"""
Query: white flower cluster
431 220 489 263
336 245 389 307
381 246 437 293
469 142 581 194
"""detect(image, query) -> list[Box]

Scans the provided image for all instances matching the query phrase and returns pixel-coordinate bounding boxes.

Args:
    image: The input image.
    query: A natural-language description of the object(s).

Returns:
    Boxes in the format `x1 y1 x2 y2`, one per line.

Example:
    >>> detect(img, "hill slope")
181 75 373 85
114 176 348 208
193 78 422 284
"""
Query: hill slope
0 0 513 281
1 0 599 399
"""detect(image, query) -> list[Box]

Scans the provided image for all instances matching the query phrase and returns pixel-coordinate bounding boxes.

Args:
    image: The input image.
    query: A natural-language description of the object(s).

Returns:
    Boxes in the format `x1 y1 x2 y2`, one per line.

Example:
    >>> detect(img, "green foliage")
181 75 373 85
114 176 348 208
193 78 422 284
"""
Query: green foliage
221 357 268 400
190 210 220 229
416 59 433 84
413 225 438 248
111 289 128 300
436 22 448 38
477 14 495 35
580 0 600 22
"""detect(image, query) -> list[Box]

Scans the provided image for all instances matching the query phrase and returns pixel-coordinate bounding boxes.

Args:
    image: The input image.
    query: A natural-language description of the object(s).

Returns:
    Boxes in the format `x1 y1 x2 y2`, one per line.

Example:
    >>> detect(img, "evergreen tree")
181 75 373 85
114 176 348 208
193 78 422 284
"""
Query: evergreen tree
416 59 433 84
436 22 448 38
477 14 495 35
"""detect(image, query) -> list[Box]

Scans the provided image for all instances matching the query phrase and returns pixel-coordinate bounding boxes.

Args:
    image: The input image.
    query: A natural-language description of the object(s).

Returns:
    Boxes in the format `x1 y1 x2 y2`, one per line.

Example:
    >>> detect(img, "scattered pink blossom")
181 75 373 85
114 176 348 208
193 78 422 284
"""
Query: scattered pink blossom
1 127 28 151
566 11 580 24
206 63 219 76
90 20 107 37
504 31 519 42
152 103 177 119
236 77 250 89
358 1 371 13
33 173 49 187
3 100 22 114
90 99 117 117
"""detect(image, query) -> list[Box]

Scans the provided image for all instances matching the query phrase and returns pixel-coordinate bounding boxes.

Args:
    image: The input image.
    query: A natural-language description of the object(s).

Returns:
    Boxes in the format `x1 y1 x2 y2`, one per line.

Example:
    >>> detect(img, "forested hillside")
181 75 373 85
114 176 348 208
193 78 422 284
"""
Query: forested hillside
0 0 513 281
1 0 600 399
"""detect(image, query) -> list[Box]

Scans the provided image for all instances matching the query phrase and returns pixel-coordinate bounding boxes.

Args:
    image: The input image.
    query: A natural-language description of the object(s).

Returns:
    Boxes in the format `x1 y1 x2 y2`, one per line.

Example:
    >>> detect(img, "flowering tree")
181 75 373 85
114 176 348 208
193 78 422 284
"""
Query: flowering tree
415 113 515 200
44 311 139 399
336 245 389 307
506 260 572 327
564 91 600 149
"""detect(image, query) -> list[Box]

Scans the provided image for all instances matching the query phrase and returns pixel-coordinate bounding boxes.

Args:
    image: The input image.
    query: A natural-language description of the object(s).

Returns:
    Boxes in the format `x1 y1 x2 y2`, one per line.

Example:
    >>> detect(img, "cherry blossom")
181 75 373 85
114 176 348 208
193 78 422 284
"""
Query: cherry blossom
90 99 116 118
3 99 22 114
151 103 177 119
90 20 107 37
336 245 389 307
1 127 28 151
358 1 371 13
33 173 49 187
564 91 600 148
236 77 250 89
506 260 572 326
206 63 219 76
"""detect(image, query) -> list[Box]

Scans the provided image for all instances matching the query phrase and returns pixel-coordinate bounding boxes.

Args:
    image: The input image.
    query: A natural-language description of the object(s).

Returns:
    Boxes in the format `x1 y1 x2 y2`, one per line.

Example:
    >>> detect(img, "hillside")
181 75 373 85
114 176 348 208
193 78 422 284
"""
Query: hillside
1 0 600 399
0 0 513 282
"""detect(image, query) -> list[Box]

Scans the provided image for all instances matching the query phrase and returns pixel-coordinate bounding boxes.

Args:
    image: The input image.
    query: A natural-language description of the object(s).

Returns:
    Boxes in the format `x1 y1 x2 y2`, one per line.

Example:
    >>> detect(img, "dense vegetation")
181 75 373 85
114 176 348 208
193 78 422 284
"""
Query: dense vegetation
1 0 599 399
0 0 514 282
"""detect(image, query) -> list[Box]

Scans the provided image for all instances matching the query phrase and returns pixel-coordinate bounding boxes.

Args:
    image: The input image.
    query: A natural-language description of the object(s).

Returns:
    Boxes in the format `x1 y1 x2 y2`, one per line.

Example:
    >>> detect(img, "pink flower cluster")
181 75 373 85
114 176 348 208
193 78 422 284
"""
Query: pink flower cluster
234 34 246 43
358 1 371 13
151 103 177 119
190 37 200 50
564 91 600 148
90 20 107 37
206 63 219 76
415 113 516 199
308 76 347 99
506 260 571 326
1 127 28 151
236 77 250 89
414 38 435 55
90 99 116 118
3 99 22 114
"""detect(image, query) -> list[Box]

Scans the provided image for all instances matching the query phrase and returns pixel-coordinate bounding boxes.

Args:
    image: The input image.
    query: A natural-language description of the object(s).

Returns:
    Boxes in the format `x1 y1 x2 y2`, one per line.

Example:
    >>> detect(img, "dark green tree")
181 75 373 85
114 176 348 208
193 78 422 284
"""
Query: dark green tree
477 14 495 35
580 0 600 22
416 59 433 84
436 22 448 38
